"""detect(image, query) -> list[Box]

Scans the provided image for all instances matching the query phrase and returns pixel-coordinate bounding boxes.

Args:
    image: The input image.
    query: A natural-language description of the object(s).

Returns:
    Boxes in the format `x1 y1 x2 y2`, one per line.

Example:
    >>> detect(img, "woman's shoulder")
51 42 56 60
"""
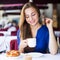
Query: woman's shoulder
38 25 48 31
37 25 49 39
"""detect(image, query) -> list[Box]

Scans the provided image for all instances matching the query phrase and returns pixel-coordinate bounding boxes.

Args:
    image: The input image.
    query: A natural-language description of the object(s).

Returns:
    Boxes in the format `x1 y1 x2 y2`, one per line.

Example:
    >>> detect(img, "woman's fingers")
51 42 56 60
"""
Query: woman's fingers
44 18 53 29
44 18 51 24
20 40 28 48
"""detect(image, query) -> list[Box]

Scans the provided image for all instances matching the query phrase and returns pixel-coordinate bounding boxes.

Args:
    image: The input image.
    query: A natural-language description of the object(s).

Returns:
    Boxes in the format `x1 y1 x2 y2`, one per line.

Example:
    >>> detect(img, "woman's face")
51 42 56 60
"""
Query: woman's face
25 7 39 26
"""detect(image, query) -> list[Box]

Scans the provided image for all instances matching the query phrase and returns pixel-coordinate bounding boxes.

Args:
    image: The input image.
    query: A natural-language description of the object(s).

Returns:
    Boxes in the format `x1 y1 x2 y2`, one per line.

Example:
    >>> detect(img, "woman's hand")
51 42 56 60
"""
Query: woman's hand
19 40 28 53
45 18 53 29
20 40 28 49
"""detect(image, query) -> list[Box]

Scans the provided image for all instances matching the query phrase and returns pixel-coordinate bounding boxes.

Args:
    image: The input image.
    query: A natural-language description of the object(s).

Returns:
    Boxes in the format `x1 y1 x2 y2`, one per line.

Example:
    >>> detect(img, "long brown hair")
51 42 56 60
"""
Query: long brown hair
19 2 41 40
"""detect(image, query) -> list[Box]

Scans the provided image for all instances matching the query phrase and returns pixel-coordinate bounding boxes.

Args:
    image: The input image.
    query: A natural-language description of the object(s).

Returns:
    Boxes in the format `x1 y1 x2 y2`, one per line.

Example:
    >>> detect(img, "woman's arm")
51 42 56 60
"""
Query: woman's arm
48 26 58 55
46 18 58 55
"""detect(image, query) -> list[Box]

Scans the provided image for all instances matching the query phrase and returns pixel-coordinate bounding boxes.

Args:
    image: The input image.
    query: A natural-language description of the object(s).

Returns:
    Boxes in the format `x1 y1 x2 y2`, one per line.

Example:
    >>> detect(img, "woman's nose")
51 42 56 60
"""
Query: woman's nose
29 16 33 21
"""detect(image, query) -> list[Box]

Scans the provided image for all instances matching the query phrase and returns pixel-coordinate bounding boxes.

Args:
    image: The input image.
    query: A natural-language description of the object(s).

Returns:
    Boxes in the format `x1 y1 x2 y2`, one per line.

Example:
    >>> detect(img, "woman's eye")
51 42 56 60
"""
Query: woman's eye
32 14 35 16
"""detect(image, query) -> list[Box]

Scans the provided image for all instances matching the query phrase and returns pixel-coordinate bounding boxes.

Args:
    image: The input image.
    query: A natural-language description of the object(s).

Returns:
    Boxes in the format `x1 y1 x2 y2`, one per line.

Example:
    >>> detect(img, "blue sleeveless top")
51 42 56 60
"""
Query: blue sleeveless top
17 25 49 53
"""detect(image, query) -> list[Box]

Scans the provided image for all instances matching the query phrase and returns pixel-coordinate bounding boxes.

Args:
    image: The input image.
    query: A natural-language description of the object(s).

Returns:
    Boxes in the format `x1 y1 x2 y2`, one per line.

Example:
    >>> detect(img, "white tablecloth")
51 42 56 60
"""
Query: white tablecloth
5 36 17 51
0 36 6 51
0 36 17 51
0 31 11 36
0 53 60 60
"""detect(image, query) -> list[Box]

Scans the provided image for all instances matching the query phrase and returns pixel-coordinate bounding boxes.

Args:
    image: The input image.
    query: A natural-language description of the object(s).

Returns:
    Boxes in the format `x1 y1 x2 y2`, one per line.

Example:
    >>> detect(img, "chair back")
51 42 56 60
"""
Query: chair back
10 39 18 50
0 33 4 36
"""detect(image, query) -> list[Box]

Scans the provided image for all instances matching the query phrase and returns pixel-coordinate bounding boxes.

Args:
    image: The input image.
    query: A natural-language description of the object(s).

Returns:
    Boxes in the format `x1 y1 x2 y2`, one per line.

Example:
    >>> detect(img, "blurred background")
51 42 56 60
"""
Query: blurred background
0 0 60 29
0 0 60 52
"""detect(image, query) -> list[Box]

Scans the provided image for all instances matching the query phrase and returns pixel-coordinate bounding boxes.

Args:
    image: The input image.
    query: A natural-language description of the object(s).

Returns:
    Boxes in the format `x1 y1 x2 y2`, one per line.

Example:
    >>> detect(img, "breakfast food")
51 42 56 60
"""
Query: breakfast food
6 50 20 57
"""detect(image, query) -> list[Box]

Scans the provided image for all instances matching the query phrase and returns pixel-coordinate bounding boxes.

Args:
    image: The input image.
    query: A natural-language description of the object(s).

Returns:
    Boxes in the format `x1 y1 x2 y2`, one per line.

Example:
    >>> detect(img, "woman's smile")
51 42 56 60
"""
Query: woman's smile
29 20 35 24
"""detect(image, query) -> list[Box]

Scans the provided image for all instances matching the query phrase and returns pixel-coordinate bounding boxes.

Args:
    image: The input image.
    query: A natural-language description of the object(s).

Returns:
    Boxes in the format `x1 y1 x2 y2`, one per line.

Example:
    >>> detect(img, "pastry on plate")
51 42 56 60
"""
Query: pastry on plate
6 50 20 57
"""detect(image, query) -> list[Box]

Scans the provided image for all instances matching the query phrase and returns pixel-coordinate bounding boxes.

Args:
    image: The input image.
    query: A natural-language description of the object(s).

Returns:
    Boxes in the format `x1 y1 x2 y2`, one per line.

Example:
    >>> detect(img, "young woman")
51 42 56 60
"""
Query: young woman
17 2 58 55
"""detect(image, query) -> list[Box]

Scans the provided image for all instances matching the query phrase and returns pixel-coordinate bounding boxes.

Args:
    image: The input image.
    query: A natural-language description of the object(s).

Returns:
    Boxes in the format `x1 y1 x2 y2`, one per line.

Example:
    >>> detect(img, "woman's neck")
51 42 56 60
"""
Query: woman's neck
30 23 41 38
30 23 41 30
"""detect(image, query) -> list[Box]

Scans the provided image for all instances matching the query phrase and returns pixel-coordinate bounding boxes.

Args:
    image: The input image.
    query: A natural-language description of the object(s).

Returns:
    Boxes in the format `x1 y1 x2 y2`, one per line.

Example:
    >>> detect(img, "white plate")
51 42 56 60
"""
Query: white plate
21 52 43 57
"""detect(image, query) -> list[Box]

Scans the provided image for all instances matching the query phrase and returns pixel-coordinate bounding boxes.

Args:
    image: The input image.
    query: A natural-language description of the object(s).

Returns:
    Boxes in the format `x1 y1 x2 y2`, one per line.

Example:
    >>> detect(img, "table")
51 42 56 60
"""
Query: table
0 36 17 51
5 36 17 51
0 36 6 51
0 53 60 60
0 31 11 36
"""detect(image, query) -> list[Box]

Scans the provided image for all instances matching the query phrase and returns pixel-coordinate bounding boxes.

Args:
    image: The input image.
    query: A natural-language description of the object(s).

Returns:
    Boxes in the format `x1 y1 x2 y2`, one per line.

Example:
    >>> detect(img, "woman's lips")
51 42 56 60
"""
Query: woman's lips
30 20 35 24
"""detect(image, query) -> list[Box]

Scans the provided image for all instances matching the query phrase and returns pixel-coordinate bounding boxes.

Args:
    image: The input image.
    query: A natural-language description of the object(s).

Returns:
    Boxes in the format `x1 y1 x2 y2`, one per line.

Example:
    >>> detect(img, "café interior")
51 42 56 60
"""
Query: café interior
0 0 60 59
